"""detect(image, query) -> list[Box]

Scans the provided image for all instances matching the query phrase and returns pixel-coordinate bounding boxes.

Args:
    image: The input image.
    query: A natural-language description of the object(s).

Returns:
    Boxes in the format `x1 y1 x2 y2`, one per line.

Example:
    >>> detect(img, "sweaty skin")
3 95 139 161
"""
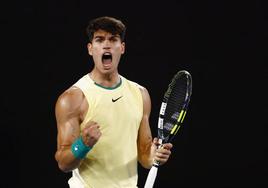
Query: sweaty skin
55 29 172 173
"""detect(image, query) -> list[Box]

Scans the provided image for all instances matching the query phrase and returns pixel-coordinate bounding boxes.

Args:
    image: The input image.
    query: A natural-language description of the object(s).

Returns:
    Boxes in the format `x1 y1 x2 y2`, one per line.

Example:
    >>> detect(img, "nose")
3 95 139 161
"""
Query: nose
103 39 111 49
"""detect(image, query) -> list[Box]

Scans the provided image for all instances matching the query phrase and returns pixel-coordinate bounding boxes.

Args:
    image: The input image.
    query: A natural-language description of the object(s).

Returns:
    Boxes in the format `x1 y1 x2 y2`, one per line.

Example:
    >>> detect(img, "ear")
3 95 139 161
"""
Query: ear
121 42 125 54
87 43 93 56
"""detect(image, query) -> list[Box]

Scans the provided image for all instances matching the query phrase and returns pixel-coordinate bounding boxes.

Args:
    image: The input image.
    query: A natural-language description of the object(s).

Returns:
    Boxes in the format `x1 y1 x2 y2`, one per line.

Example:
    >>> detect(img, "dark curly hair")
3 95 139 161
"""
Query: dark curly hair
86 16 126 43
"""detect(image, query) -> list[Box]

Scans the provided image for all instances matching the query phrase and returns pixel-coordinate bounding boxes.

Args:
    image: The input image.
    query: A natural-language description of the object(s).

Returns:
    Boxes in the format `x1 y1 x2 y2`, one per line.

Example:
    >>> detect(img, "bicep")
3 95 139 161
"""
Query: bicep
55 90 83 150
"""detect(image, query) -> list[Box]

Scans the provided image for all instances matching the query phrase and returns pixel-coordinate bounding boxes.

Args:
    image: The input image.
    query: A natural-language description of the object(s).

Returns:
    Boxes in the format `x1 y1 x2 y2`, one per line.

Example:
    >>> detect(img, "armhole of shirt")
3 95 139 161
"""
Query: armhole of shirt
125 78 144 117
73 75 92 128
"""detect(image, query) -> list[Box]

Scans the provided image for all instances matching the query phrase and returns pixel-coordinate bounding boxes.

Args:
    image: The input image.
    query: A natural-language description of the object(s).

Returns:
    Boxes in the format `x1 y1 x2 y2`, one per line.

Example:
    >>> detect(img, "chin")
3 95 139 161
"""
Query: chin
101 68 114 75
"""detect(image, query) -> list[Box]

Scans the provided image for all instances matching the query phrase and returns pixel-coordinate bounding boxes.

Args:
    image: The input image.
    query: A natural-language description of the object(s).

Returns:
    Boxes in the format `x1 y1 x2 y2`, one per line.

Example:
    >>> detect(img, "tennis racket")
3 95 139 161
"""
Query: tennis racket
144 70 192 188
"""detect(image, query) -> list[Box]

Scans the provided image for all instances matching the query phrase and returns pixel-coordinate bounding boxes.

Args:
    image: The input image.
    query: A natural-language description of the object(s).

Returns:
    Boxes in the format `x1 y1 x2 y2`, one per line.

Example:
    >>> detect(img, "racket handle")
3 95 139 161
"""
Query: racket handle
144 165 159 188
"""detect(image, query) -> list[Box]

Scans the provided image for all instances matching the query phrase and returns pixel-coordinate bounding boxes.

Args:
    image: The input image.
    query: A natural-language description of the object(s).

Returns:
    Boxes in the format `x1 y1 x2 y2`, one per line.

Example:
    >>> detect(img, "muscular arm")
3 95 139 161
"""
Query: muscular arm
137 86 173 169
54 87 85 172
137 86 153 169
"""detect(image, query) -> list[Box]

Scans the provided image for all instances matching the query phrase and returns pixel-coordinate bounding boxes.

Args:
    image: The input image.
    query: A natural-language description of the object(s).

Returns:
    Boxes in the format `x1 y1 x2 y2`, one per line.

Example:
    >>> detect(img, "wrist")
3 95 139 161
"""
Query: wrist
71 136 92 159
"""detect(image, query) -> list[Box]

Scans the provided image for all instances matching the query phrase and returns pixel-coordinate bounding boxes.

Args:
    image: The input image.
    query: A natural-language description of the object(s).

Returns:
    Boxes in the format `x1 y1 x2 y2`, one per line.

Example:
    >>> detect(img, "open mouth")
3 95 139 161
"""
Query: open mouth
102 53 112 65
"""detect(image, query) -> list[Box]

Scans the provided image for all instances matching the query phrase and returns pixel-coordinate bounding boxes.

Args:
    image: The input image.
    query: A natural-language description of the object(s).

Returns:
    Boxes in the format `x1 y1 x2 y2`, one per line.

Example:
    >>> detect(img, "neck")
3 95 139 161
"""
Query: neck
89 72 120 88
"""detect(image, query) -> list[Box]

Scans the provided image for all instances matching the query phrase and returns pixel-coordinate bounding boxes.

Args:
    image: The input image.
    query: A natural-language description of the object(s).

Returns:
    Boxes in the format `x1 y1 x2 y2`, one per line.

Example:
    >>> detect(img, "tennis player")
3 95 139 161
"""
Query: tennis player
55 16 173 188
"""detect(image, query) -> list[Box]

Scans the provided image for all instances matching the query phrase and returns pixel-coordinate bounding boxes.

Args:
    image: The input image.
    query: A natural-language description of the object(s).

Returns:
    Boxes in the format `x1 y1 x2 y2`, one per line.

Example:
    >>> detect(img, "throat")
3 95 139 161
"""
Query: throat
89 73 122 90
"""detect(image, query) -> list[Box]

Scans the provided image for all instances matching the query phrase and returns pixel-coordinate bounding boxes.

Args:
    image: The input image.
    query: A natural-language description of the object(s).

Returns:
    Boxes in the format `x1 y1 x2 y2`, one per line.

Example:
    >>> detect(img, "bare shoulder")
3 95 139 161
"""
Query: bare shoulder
55 86 86 119
137 84 150 100
136 84 151 114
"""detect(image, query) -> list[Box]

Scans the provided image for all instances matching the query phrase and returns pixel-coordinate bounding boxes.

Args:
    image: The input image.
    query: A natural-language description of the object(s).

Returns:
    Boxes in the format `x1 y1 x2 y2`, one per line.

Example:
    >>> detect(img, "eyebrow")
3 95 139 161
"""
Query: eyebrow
93 34 120 39
94 35 105 39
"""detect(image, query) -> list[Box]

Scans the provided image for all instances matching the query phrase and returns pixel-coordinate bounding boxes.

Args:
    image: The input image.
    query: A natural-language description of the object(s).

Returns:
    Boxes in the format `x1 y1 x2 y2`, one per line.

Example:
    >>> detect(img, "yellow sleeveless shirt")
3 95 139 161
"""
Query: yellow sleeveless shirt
73 74 143 188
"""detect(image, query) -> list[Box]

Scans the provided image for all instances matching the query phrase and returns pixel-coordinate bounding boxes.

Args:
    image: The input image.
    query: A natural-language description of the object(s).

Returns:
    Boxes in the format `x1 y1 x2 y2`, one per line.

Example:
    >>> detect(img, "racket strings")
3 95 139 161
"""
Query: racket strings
163 76 188 138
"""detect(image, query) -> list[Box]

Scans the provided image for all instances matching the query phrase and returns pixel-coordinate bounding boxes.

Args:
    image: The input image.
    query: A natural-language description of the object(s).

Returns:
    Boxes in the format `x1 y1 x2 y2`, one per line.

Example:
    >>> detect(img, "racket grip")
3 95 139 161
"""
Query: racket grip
144 165 159 188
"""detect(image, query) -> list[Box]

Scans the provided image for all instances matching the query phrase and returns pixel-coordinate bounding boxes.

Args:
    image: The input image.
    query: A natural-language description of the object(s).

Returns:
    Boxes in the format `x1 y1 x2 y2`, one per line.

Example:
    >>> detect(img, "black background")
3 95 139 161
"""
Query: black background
2 0 267 188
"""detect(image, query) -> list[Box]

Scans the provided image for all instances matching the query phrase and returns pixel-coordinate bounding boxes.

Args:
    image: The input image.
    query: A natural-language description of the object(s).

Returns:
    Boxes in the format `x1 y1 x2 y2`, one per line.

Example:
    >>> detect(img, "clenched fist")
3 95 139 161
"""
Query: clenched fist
81 121 102 148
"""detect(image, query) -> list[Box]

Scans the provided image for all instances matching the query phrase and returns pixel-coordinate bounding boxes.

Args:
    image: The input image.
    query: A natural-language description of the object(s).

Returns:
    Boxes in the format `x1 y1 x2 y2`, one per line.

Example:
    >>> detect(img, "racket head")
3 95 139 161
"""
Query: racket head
158 70 192 143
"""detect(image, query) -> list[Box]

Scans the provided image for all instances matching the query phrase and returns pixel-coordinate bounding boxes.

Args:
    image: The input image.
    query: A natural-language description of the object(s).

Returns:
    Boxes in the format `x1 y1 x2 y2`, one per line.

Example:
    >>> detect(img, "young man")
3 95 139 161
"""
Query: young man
55 16 173 188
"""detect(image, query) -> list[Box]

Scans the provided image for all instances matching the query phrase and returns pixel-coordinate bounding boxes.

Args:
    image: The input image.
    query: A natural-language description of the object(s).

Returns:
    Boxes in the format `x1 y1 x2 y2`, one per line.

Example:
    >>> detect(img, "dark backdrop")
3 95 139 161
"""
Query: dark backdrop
2 0 267 188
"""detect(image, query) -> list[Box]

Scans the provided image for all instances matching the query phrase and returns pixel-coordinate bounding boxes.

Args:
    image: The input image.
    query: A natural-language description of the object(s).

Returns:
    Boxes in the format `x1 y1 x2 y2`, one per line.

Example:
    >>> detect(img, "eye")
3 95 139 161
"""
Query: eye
94 37 104 43
110 37 119 42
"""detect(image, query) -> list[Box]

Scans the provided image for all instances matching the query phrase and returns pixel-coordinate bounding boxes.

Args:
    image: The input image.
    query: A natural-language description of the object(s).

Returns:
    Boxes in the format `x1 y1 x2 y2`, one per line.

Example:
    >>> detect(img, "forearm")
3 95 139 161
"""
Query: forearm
55 148 81 172
138 141 154 169
138 153 153 169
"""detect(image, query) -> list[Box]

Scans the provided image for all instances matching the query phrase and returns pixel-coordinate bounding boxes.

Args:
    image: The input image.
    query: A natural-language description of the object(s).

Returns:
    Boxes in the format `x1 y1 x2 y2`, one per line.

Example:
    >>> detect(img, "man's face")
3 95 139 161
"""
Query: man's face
87 30 125 74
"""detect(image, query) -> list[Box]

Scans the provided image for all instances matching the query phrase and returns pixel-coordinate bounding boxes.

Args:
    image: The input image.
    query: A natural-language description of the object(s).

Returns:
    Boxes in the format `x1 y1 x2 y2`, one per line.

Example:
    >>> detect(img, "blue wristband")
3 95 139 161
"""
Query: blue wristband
71 136 92 159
